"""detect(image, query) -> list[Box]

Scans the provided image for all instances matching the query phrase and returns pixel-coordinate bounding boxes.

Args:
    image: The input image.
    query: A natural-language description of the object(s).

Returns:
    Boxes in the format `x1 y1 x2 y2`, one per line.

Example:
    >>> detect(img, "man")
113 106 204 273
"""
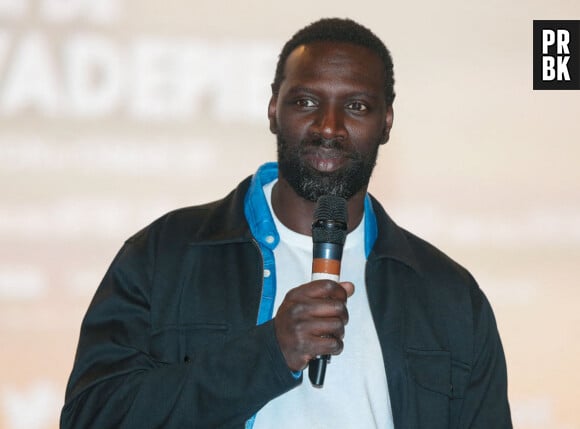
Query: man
61 18 512 428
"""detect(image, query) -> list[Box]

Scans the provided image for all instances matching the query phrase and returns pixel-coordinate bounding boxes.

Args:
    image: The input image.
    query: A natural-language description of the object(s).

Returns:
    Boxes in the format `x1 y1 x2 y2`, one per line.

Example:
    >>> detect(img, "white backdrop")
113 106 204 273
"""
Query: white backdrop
1 1 579 428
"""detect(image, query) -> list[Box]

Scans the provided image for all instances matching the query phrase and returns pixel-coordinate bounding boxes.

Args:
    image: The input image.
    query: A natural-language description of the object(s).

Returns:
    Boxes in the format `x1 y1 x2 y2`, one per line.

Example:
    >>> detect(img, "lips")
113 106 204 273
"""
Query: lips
301 146 351 172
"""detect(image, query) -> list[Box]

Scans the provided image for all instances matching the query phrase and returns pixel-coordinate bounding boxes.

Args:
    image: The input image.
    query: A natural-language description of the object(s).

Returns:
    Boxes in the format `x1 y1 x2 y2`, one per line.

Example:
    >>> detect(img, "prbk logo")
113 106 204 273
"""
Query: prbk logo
533 20 580 90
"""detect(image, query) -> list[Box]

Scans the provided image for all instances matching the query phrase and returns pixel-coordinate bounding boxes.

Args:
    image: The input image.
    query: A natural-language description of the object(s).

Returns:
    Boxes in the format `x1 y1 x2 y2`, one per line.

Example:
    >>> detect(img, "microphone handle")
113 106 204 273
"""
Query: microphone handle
309 241 343 387
309 354 330 387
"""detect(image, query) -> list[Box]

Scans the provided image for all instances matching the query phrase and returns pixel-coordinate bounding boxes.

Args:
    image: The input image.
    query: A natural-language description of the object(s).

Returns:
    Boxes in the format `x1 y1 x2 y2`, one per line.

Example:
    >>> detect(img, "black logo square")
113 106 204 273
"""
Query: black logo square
533 20 580 90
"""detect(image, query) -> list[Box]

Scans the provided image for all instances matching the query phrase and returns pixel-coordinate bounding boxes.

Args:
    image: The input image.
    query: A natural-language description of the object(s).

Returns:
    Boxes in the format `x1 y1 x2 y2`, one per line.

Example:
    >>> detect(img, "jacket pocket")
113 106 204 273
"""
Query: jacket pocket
406 348 451 429
407 348 452 395
150 323 228 364
406 348 472 428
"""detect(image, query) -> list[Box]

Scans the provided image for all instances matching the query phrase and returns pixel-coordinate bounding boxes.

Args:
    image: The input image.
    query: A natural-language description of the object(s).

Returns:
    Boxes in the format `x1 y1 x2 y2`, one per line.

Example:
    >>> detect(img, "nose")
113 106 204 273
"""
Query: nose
311 104 347 140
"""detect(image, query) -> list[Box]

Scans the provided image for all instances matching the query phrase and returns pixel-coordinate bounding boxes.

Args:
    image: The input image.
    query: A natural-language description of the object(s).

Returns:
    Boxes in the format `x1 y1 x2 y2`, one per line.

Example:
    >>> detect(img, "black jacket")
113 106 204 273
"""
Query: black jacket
61 176 511 428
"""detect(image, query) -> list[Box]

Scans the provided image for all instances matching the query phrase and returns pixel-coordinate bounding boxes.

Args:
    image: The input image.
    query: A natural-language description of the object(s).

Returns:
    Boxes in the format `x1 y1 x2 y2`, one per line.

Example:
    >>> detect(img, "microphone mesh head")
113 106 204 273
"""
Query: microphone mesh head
312 195 348 245
314 195 348 223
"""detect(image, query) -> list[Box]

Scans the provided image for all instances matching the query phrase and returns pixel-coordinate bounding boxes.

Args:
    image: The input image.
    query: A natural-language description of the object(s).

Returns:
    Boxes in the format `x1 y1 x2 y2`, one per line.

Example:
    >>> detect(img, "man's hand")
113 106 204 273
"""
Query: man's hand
273 280 355 372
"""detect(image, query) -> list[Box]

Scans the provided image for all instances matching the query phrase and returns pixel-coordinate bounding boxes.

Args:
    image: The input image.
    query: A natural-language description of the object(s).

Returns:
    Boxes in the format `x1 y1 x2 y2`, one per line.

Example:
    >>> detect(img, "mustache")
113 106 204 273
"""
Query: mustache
302 136 344 150
300 137 362 162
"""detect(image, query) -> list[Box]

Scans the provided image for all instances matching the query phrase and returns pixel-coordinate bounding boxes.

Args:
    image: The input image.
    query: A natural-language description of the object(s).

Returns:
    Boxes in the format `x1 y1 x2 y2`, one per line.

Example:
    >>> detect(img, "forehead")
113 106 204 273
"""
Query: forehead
281 41 385 95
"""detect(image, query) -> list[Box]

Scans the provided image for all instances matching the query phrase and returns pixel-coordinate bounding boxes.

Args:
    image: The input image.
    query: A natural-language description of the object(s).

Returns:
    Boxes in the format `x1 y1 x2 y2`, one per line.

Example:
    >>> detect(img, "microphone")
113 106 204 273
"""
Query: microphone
309 195 348 387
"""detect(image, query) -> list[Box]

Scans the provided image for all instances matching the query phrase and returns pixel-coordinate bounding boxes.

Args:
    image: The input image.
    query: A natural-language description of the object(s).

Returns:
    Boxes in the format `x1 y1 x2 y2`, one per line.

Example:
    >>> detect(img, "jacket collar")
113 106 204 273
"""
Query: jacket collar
193 162 422 275
244 162 383 257
188 176 254 244
244 162 280 250
367 195 422 274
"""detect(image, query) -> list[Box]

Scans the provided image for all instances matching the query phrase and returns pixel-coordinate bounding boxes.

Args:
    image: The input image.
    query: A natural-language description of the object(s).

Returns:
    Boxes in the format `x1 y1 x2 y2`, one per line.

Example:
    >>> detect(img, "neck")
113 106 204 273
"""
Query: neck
271 177 366 236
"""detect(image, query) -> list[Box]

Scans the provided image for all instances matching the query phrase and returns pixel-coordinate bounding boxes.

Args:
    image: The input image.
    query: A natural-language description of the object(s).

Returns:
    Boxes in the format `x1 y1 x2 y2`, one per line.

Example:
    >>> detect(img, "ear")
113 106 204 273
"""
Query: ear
268 94 278 135
380 105 394 145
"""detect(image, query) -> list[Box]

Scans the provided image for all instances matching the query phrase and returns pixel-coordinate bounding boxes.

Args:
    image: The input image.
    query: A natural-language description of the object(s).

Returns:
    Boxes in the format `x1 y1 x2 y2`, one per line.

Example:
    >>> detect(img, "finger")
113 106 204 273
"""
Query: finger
309 317 346 340
297 280 349 300
298 300 349 323
311 335 345 356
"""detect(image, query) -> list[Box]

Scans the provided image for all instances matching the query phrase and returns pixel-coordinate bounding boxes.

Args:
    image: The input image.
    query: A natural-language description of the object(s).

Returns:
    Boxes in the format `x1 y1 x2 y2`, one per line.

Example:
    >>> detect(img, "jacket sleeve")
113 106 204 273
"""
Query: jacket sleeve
456 289 512 429
60 234 300 429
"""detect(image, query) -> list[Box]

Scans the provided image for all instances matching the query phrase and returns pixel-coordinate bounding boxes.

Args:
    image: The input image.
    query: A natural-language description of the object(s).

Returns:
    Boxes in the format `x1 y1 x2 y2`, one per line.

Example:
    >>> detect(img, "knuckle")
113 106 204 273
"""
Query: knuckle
332 302 348 317
342 308 350 324
320 279 338 292
289 302 307 319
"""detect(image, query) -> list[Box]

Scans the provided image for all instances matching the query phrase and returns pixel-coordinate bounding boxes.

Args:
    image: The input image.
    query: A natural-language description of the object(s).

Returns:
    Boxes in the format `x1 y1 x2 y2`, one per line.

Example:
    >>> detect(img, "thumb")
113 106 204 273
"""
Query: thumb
339 281 355 298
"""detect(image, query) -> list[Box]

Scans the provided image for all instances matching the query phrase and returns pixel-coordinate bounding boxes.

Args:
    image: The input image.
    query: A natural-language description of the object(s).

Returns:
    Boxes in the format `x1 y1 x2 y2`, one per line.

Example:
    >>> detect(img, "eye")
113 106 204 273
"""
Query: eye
346 101 368 112
295 98 317 108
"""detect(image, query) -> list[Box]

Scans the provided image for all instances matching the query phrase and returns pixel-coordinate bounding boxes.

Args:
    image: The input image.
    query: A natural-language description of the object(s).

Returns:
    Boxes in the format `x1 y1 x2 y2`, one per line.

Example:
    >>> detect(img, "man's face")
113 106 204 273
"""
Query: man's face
269 41 393 202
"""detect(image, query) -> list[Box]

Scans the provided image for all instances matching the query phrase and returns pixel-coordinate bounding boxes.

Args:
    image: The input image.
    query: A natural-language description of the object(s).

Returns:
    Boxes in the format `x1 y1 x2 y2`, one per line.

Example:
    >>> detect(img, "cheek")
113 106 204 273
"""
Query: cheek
277 113 310 140
347 120 384 142
277 124 302 143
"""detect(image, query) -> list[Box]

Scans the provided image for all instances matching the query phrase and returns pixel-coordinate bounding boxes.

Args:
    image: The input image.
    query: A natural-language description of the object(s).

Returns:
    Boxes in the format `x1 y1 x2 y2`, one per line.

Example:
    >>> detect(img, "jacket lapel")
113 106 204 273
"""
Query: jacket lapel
366 197 422 428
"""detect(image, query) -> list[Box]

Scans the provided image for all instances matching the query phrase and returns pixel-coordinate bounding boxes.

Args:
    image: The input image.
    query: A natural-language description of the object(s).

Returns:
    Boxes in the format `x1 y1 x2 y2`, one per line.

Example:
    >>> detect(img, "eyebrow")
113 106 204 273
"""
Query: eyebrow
284 86 316 96
284 85 381 100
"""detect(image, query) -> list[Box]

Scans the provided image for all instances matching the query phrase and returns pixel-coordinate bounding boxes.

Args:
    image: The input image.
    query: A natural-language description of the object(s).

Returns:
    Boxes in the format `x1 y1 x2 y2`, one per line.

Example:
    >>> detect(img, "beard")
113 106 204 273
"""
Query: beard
277 134 380 202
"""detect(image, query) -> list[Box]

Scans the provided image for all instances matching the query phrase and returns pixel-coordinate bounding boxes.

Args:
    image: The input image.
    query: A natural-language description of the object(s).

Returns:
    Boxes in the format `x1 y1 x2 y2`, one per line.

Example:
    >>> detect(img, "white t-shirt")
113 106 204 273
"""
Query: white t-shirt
252 180 394 429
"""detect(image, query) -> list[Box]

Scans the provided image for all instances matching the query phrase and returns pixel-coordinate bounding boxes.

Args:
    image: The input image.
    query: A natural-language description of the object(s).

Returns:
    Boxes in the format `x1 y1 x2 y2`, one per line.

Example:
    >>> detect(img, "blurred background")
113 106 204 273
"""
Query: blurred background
1 0 579 428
